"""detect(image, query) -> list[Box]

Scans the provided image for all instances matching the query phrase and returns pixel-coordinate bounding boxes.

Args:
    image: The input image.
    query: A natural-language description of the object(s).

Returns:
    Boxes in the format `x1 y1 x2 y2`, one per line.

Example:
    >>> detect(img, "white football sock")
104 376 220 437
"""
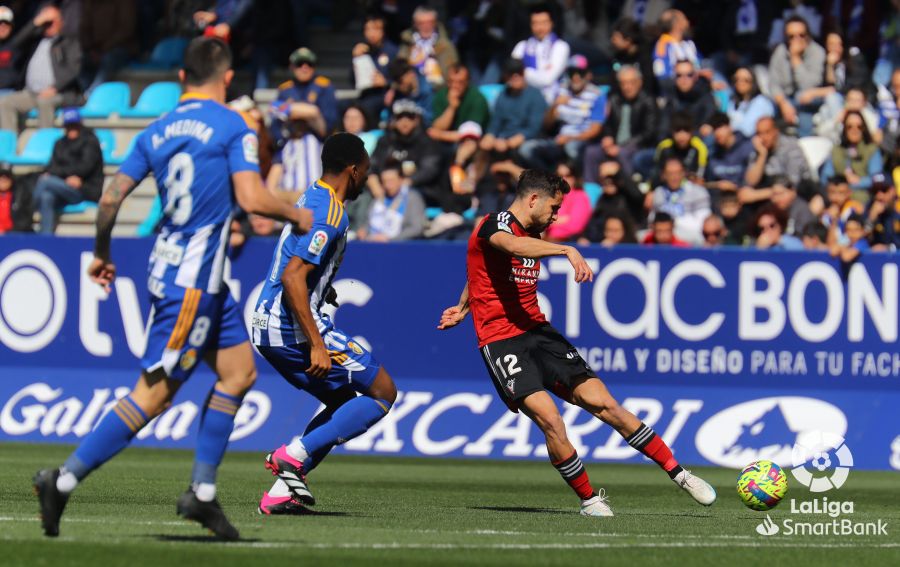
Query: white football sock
268 479 292 498
286 438 310 463
193 482 216 502
56 469 78 494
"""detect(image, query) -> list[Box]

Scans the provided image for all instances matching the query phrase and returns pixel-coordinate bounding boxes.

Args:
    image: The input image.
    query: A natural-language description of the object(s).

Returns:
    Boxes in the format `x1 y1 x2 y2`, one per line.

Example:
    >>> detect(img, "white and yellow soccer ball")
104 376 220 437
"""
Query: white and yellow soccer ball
736 460 788 511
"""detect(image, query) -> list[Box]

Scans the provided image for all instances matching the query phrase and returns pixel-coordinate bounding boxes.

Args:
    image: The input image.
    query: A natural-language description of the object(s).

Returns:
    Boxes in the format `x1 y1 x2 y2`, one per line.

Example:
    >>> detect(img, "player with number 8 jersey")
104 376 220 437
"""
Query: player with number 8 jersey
32 38 312 542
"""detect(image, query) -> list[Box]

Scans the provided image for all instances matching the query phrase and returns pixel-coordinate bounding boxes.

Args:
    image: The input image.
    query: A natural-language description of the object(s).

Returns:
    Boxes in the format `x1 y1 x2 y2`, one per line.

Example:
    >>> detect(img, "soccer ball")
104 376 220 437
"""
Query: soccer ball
736 460 788 511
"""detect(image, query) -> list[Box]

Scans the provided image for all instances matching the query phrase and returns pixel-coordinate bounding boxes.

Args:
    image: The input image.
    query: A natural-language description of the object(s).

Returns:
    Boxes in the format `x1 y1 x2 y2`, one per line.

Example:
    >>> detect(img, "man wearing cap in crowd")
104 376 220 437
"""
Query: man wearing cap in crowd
270 47 337 143
30 107 103 234
866 173 900 251
0 6 21 96
0 4 81 131
518 54 605 171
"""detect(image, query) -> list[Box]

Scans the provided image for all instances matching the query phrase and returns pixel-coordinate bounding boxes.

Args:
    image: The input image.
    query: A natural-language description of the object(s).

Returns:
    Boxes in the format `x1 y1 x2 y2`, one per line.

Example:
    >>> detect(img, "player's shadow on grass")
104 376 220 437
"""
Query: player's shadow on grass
152 534 262 543
469 506 570 515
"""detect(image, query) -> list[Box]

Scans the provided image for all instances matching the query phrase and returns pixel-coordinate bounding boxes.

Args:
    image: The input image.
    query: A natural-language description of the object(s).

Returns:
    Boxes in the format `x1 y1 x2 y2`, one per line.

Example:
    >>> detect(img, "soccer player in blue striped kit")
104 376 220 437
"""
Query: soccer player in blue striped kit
251 133 397 514
32 37 313 540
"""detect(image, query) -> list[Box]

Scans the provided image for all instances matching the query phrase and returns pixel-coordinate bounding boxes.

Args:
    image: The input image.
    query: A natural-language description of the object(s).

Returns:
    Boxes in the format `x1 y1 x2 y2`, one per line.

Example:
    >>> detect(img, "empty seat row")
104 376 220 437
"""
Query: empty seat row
0 128 136 166
27 81 182 121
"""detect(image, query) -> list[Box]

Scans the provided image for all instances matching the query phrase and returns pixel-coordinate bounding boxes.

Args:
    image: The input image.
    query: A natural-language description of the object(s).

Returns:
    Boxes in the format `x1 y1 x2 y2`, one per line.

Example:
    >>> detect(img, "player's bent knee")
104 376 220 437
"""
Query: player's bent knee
367 367 397 406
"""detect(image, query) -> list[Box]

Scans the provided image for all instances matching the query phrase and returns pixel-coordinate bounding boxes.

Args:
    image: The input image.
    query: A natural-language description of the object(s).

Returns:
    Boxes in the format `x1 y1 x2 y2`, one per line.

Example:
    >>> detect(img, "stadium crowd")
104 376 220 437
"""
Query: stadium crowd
0 0 899 259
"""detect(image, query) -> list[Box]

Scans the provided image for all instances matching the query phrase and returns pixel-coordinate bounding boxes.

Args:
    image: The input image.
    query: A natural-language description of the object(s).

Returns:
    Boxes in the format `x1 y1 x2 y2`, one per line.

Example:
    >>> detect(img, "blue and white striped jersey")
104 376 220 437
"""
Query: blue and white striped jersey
274 134 323 191
120 92 260 295
252 180 348 347
555 83 606 136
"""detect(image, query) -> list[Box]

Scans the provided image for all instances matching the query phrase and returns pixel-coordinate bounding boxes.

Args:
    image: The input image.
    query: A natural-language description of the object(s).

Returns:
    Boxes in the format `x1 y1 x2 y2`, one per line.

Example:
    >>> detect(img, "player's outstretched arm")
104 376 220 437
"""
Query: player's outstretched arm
438 283 470 330
281 256 332 378
488 232 594 283
89 172 138 292
233 171 314 234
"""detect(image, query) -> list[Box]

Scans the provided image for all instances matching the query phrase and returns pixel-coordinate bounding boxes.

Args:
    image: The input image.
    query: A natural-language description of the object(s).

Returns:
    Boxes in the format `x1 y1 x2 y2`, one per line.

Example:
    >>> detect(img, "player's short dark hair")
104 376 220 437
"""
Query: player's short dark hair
653 211 674 225
515 169 570 199
181 37 232 86
321 133 368 174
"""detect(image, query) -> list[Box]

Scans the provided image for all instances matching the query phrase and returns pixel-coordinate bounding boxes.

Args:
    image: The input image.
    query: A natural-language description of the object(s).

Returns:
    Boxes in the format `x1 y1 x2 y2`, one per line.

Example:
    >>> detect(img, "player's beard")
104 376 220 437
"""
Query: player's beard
346 174 364 201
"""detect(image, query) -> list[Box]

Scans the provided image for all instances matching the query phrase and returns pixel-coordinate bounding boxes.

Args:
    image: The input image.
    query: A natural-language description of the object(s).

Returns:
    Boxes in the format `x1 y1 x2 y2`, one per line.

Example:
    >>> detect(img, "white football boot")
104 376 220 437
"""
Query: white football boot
673 469 717 506
580 489 614 517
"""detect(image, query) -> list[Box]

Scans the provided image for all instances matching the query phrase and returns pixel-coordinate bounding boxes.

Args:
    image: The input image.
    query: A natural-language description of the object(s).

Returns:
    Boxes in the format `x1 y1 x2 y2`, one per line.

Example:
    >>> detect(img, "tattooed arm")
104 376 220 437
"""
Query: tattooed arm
88 173 138 292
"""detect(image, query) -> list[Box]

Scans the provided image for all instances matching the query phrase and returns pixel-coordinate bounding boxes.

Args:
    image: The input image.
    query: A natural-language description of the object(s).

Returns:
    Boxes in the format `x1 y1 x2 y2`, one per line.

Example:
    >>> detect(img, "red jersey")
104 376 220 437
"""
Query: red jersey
467 211 547 347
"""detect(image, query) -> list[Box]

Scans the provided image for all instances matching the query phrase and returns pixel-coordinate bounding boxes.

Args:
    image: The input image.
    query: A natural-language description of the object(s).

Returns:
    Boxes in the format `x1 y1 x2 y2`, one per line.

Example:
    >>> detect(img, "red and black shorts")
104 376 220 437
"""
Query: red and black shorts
479 324 597 413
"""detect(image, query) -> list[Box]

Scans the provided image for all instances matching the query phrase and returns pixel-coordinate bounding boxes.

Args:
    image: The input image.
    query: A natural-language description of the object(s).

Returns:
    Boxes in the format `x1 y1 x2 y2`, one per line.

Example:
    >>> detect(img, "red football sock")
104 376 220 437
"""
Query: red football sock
626 423 683 478
552 451 595 500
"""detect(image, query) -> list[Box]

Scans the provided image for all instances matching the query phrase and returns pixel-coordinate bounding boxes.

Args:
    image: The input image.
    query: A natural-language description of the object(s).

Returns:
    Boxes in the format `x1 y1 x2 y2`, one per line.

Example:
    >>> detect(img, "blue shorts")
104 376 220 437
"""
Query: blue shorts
257 328 380 397
142 287 247 381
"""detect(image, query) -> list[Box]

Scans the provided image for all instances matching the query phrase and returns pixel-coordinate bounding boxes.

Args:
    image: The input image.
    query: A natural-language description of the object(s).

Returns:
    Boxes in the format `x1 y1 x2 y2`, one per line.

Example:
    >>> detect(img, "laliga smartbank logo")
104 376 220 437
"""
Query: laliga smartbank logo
755 431 889 538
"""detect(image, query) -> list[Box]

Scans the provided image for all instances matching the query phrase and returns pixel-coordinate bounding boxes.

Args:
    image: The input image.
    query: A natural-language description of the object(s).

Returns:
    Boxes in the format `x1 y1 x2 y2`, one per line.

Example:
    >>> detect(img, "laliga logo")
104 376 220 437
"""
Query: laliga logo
0 250 67 352
790 431 854 492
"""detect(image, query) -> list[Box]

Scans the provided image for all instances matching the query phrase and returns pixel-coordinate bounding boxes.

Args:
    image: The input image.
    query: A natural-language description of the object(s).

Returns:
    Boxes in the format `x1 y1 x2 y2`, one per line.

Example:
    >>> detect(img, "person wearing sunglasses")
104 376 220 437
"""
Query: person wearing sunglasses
700 214 727 248
865 173 900 251
767 15 827 136
821 110 883 191
752 204 803 250
270 48 337 143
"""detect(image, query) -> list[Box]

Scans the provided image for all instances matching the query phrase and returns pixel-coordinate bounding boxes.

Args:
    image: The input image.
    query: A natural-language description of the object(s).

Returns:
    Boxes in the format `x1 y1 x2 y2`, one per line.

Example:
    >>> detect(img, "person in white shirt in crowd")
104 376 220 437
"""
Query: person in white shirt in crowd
648 156 712 245
511 3 570 105
358 161 426 242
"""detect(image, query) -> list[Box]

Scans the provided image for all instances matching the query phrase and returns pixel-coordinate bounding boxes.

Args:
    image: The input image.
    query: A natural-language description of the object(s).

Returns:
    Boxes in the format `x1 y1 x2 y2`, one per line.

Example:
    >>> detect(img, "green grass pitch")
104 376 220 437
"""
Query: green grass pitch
1 443 897 566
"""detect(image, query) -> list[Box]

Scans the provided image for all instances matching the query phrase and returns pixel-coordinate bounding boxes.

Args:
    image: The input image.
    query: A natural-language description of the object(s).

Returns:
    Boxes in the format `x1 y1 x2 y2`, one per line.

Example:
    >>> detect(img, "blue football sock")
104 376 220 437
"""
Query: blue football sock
301 405 340 472
299 396 391 468
191 388 243 485
65 396 149 480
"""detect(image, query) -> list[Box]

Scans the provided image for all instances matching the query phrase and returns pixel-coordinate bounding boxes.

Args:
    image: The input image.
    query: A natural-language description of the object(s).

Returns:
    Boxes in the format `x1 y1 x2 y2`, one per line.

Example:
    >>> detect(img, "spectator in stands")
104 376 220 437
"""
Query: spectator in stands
866 174 900 251
340 103 369 136
479 58 546 163
642 211 689 246
706 112 753 197
742 117 815 207
79 0 136 96
30 108 102 234
821 174 865 243
271 47 337 142
583 65 657 181
652 9 701 84
385 57 433 125
879 69 900 155
0 162 14 233
580 210 638 246
266 116 323 196
353 13 398 126
0 5 81 131
801 220 830 250
768 1 823 49
609 18 655 93
816 86 880 144
370 100 463 220
592 158 645 227
511 4 570 105
518 55 604 172
829 212 870 262
649 157 711 244
769 176 816 237
768 15 827 136
647 112 708 182
753 204 804 250
701 214 727 247
397 5 458 87
822 0 882 62
545 161 591 242
659 59 717 140
192 0 253 41
720 191 749 245
824 31 871 97
358 161 426 242
821 110 883 192
726 66 775 138
0 7 21 95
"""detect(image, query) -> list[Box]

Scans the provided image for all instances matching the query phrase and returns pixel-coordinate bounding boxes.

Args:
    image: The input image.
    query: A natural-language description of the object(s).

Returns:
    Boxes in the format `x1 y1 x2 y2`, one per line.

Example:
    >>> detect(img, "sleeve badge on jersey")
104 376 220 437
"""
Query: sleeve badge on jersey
497 221 512 233
308 230 329 256
242 132 259 164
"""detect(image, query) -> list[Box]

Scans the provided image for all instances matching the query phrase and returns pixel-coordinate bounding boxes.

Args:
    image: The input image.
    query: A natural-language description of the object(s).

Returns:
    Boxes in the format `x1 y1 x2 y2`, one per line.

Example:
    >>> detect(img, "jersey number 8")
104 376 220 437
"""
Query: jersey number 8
164 152 195 225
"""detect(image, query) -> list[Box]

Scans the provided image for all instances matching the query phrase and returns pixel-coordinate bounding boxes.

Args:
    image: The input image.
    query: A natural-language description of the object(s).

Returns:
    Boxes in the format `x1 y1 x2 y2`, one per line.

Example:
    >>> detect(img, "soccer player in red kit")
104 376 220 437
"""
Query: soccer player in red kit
438 169 716 516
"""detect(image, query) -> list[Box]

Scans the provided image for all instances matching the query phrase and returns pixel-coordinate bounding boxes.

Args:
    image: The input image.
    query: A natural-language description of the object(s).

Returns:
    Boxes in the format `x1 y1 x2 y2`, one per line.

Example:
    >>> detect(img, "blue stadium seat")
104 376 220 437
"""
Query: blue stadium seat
80 82 132 118
61 201 97 215
583 182 601 208
119 82 181 118
0 129 16 161
94 128 117 164
130 37 189 70
7 128 63 165
478 84 504 110
359 129 384 155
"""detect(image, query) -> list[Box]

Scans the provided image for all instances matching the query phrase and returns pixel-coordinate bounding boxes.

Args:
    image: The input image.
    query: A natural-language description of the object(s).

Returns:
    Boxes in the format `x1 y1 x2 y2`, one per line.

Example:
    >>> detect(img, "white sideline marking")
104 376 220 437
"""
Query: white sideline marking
228 542 900 550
